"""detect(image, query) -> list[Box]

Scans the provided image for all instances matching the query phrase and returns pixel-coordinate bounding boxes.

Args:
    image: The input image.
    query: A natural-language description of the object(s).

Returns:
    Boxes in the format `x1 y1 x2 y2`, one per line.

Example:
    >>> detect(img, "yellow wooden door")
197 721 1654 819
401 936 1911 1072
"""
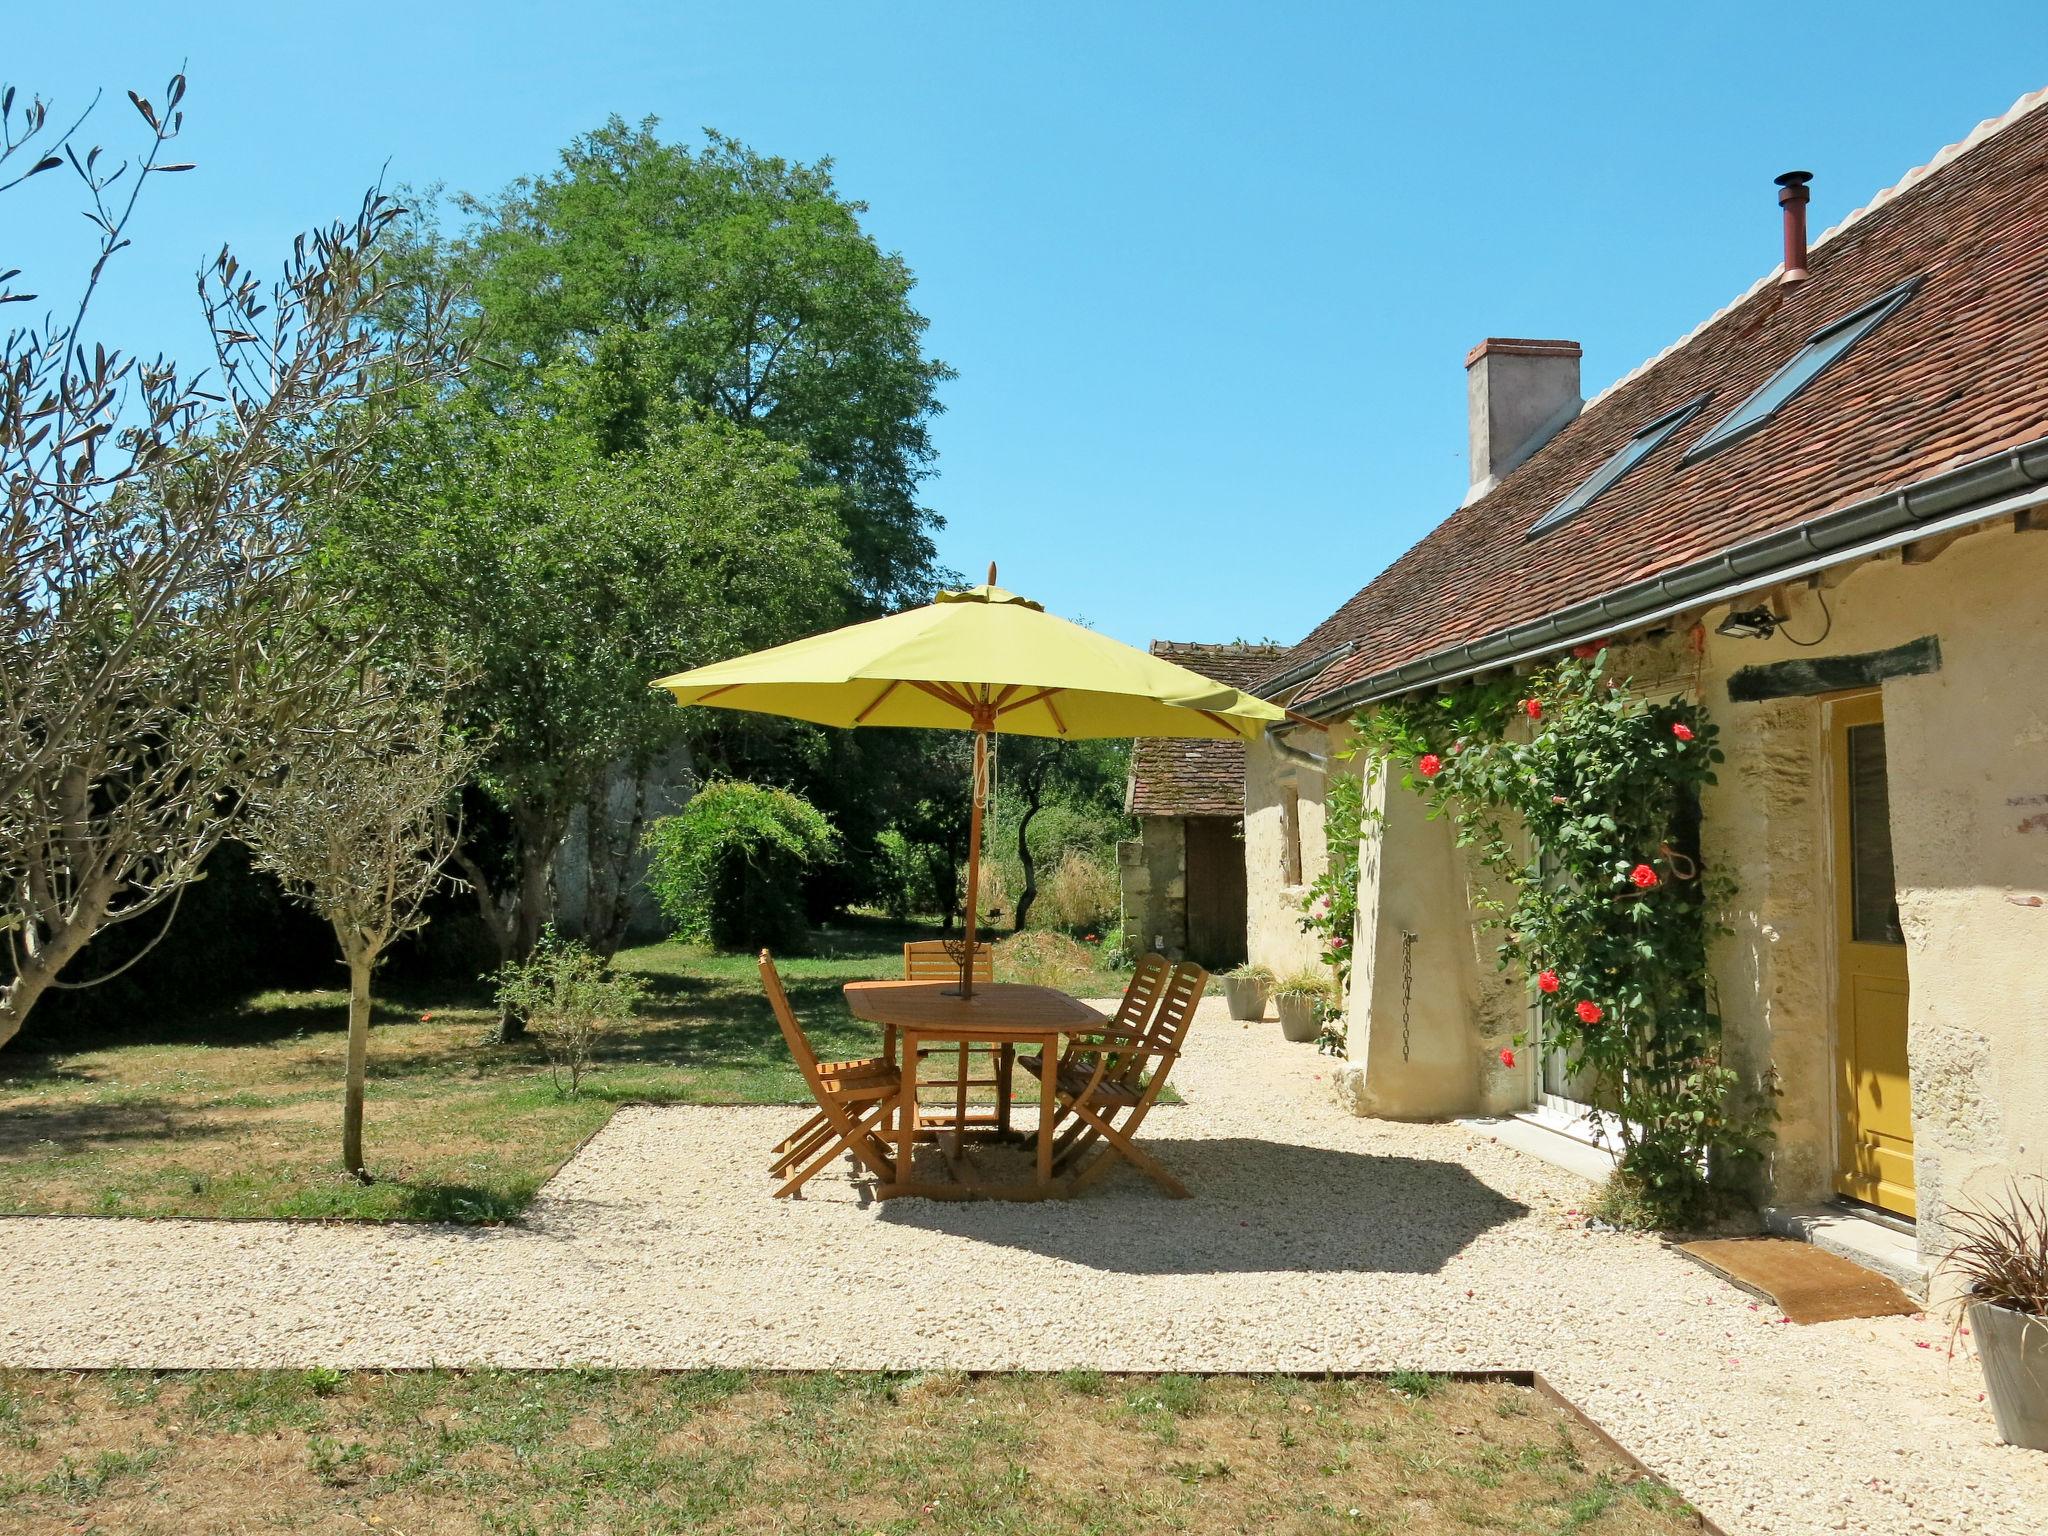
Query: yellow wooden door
1829 692 1914 1218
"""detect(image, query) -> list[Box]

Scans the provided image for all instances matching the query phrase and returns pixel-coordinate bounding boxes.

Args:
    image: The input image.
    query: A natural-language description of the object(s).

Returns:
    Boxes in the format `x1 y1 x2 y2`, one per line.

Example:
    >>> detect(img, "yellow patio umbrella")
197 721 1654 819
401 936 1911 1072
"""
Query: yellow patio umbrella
652 564 1285 996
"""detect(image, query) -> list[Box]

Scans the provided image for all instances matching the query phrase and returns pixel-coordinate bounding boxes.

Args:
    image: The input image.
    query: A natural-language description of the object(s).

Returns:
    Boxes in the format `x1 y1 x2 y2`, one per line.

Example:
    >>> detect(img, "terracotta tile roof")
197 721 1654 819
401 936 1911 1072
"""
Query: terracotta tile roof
1273 88 2048 712
1128 642 1287 817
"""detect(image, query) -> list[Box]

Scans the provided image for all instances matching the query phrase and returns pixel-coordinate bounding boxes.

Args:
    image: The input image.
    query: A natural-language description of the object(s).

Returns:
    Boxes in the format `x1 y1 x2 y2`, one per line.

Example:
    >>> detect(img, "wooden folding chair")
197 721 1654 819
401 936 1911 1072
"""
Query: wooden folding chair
1020 959 1205 1198
760 951 901 1197
1016 950 1171 1093
902 939 999 1131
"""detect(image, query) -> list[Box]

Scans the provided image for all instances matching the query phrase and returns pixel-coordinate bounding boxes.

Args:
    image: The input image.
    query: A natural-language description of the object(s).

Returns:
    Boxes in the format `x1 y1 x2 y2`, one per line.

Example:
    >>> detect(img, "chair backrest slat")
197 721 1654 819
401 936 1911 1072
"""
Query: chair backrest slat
1108 952 1172 1034
903 939 993 983
1144 962 1208 1063
758 950 827 1091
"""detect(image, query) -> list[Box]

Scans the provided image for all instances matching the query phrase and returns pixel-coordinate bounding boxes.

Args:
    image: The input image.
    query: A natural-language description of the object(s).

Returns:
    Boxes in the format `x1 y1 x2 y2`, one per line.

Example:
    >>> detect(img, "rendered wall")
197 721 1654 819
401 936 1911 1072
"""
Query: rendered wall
1706 524 2048 1270
1242 730 1336 976
1310 519 2047 1273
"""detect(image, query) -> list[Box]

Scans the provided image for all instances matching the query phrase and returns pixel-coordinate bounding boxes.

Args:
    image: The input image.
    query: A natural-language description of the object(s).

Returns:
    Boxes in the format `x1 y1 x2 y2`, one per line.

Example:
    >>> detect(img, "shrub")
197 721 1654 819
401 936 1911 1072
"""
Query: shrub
994 930 1096 991
1032 848 1119 932
644 781 839 952
492 932 644 1097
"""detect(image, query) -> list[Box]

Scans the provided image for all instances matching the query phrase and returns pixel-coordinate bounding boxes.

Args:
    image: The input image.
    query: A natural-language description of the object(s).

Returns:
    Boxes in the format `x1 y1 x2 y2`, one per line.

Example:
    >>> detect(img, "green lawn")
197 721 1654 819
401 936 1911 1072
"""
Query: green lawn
0 1368 1700 1536
0 918 1132 1223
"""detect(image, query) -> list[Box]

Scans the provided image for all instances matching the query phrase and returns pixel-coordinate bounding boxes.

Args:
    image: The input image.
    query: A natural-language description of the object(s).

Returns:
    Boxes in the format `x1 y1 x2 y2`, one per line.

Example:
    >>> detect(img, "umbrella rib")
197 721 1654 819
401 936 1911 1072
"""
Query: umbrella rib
994 686 1060 717
853 679 901 724
908 678 975 719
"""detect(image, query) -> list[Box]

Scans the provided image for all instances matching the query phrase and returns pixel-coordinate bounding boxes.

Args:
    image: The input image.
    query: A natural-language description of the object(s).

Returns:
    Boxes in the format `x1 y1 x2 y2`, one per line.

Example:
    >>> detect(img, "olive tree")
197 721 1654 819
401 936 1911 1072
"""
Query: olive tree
0 75 461 1049
244 679 472 1178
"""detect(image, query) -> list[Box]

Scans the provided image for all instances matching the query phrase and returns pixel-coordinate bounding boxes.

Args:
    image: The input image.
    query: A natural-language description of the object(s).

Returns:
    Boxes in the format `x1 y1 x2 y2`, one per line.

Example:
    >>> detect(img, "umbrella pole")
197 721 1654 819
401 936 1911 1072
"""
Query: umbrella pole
961 725 988 1000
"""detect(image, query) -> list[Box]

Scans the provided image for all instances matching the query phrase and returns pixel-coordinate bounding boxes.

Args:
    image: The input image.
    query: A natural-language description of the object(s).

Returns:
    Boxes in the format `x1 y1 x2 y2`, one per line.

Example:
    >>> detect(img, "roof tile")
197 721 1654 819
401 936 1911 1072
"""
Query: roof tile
1128 642 1286 816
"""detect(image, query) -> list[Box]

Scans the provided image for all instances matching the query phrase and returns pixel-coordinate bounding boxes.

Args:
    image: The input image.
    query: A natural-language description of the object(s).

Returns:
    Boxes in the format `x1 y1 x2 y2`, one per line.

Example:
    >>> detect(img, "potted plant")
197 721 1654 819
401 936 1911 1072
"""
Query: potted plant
1220 963 1273 1022
1271 971 1335 1043
1943 1176 2048 1450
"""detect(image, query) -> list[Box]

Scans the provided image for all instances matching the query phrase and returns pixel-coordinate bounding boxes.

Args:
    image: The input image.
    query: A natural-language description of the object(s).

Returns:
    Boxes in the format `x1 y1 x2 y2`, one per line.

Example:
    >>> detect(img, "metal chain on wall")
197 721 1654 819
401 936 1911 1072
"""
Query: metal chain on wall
1400 930 1417 1062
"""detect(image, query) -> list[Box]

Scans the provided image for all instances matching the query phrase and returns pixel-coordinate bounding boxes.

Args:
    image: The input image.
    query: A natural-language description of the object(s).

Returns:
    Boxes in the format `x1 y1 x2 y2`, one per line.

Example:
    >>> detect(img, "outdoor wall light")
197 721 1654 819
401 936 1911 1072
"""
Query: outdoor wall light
1715 607 1782 640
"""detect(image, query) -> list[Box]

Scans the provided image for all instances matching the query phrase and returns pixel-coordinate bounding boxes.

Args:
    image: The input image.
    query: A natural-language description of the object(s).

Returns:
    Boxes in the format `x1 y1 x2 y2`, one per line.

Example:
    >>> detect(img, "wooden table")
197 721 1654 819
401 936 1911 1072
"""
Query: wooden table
843 980 1108 1200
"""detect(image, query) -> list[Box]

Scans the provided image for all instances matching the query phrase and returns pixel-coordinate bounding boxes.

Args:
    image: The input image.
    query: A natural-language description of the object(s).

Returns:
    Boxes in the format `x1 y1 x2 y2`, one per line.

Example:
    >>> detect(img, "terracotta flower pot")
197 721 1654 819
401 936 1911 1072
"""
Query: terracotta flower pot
1971 1299 2048 1450
1275 994 1322 1043
1222 974 1268 1022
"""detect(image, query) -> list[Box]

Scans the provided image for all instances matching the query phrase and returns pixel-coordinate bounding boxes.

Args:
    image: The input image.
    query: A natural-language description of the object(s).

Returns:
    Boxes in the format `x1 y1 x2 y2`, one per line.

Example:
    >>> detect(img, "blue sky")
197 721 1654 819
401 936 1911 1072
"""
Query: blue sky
12 4 2044 649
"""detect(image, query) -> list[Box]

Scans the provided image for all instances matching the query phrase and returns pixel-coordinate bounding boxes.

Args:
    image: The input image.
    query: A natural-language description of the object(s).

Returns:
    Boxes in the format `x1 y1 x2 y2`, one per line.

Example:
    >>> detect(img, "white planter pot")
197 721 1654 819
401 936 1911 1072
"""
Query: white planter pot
1222 975 1268 1021
1971 1299 2048 1450
1275 995 1321 1043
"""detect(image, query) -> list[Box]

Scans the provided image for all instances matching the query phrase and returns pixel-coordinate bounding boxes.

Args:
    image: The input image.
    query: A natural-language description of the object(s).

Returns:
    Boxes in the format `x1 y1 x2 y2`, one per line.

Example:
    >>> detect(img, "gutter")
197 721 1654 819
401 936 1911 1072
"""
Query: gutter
1299 437 2048 716
1257 639 1357 699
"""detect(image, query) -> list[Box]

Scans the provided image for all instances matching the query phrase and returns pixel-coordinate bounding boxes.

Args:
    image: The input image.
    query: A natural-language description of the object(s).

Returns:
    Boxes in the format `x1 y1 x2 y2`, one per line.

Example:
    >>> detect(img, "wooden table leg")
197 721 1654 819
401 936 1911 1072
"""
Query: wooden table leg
997 1043 1015 1137
1037 1032 1056 1189
900 1029 920 1181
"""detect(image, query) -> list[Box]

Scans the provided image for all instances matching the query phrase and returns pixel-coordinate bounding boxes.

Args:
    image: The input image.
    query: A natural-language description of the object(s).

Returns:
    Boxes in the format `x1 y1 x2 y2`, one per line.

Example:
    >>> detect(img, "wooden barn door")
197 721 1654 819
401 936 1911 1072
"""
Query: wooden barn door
1184 817 1248 968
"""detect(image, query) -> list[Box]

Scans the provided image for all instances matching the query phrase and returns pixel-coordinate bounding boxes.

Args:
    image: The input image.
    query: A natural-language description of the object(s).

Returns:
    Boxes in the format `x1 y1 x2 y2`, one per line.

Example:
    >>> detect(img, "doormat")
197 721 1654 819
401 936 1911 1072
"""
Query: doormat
1675 1237 1919 1324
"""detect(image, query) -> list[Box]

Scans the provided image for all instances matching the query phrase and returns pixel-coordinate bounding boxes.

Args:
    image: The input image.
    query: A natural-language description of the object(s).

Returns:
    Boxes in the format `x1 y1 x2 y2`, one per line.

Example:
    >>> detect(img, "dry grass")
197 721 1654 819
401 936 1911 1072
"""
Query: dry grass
0 1368 1699 1535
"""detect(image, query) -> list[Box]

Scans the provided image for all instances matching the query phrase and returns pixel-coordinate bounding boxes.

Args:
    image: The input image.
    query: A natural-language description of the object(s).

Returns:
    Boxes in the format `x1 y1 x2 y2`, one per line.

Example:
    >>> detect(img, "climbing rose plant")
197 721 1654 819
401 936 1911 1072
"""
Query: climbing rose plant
1297 770 1364 1054
1354 647 1772 1226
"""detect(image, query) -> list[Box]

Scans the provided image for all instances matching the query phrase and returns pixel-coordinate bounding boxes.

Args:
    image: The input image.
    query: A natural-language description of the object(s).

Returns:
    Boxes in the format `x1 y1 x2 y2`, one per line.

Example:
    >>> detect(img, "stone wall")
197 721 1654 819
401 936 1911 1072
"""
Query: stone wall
1117 815 1185 959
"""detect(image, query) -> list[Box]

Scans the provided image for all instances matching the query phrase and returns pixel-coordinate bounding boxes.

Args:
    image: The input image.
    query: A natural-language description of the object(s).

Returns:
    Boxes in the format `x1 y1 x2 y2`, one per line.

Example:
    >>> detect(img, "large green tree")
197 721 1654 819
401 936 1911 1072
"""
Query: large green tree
319 408 849 985
444 119 953 611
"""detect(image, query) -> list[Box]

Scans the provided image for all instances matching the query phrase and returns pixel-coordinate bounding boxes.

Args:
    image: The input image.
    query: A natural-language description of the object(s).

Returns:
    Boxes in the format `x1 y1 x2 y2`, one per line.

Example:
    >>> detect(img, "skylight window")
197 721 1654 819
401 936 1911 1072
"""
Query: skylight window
1526 396 1709 538
1686 277 1922 461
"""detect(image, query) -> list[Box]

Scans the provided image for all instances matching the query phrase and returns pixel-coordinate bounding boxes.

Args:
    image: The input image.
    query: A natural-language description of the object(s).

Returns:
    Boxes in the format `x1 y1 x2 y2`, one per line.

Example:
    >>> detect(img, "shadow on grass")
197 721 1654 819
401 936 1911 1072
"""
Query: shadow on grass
0 1100 266 1157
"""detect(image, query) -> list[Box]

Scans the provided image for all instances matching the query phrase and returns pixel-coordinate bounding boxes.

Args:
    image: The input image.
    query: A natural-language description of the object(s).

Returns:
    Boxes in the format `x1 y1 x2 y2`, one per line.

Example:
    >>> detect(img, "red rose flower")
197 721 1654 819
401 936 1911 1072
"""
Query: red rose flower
1672 722 1695 742
1572 643 1603 660
1630 863 1660 889
1498 1047 1516 1068
1523 697 1543 720
1536 969 1560 994
1575 999 1604 1025
1418 753 1442 778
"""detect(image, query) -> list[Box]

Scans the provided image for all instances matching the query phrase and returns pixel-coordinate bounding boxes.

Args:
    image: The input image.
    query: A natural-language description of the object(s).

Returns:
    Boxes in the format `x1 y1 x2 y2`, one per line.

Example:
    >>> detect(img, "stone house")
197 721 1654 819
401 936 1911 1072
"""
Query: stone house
1119 641 1284 968
1244 88 2048 1289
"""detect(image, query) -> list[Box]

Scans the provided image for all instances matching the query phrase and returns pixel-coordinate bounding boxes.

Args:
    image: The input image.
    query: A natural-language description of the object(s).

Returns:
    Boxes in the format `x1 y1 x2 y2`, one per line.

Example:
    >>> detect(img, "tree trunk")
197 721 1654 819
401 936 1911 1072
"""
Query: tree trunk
343 951 373 1181
0 871 120 1052
493 805 566 1040
581 766 649 962
1012 752 1053 932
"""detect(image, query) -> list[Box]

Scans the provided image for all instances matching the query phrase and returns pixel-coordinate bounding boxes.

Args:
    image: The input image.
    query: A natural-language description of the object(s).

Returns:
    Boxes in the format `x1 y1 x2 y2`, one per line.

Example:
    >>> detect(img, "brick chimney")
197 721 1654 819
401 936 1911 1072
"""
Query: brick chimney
1464 337 1582 504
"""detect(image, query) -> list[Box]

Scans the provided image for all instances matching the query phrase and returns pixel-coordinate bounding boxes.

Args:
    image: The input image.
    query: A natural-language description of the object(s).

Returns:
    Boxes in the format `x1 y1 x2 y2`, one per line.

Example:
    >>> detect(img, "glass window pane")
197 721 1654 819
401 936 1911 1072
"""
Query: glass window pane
1846 722 1902 945
1527 397 1706 538
1691 280 1918 458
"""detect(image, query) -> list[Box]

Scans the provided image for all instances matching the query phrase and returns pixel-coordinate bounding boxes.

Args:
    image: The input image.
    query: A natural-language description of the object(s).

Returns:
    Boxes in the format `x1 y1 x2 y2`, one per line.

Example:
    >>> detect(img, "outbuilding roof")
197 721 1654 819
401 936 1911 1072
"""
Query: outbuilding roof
1127 642 1287 817
1271 87 2048 715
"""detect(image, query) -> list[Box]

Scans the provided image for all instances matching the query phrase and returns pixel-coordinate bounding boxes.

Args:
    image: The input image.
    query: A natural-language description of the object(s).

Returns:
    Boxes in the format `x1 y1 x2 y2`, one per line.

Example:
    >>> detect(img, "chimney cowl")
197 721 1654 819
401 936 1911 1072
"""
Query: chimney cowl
1776 170 1813 284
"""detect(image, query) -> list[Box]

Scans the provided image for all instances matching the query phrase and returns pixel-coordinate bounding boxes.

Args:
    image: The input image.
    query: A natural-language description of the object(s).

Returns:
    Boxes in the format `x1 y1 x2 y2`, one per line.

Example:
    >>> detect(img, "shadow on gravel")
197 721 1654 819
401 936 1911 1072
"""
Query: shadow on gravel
878 1139 1528 1275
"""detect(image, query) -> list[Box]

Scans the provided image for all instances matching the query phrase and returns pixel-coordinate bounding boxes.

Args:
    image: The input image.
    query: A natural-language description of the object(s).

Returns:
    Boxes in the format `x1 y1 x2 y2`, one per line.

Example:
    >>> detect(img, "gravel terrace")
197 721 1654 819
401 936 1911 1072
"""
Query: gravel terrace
2 998 2041 1535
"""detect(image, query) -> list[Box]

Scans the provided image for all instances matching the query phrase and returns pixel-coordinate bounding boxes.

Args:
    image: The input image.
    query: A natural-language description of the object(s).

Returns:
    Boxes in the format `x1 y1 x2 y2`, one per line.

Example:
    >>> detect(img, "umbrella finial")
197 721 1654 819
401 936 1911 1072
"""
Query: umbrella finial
987 561 997 588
